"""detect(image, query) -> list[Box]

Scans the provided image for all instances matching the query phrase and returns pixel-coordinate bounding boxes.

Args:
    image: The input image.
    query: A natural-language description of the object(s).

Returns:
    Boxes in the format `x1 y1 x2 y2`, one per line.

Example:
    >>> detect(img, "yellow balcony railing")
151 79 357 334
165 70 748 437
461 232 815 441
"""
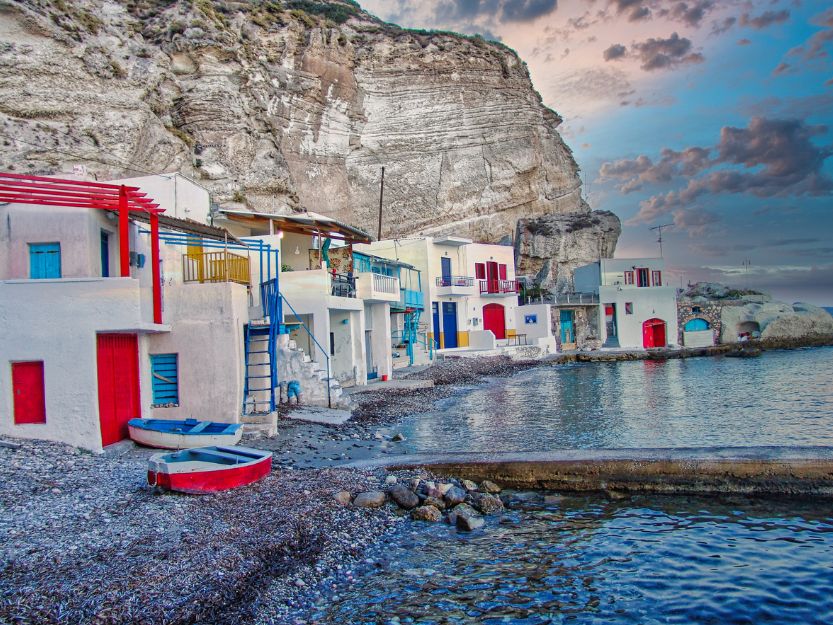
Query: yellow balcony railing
182 251 250 286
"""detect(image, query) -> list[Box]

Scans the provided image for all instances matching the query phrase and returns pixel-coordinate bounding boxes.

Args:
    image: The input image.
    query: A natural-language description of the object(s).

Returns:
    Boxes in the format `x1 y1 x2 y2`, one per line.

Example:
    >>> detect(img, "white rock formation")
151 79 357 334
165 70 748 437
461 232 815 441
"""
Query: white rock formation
515 211 621 293
0 0 590 247
720 301 833 343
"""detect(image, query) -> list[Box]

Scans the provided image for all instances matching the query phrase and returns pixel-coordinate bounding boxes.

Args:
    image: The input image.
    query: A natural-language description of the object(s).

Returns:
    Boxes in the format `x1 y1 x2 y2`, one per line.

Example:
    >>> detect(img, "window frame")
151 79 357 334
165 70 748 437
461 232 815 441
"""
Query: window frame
150 353 179 407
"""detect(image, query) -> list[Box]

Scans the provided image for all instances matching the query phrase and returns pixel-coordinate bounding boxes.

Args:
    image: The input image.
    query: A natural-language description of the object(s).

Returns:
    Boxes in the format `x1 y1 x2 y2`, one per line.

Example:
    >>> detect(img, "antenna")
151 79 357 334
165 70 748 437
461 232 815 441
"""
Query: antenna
649 223 674 257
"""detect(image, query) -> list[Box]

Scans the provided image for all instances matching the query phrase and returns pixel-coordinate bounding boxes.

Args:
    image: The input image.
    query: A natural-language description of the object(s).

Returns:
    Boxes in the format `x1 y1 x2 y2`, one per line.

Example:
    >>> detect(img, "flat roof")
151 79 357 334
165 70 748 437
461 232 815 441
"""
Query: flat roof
433 236 472 247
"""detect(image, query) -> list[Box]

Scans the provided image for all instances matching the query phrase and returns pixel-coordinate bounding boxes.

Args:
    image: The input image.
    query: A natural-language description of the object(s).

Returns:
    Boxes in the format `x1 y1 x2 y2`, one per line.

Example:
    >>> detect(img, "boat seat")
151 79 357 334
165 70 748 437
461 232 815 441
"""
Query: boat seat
194 448 252 463
188 421 212 434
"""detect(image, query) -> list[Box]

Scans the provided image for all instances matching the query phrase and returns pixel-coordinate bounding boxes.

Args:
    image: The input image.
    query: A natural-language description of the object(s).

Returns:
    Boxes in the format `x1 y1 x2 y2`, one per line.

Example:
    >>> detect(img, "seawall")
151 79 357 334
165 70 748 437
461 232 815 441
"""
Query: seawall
346 447 833 497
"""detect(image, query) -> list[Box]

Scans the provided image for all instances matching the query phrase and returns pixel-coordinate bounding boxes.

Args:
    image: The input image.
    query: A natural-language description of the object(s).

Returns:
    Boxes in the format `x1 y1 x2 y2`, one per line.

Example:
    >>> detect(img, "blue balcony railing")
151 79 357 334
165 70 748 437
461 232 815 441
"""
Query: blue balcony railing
403 288 424 309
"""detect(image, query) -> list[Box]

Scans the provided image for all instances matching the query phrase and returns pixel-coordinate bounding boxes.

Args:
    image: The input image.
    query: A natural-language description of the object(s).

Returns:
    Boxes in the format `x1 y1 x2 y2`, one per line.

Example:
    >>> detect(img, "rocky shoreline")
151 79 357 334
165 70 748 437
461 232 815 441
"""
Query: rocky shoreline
3 342 832 624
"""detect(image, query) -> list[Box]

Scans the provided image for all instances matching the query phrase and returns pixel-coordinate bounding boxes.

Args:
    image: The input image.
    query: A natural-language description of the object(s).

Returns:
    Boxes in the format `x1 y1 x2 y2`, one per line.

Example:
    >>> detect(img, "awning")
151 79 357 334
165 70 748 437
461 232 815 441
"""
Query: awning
219 208 372 244
131 212 242 243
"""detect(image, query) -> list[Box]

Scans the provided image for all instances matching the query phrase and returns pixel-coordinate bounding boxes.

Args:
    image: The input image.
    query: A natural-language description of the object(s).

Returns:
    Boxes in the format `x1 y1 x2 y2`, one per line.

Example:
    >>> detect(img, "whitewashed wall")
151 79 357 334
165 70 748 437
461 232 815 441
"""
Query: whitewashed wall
0 278 155 451
598 285 679 349
148 282 248 423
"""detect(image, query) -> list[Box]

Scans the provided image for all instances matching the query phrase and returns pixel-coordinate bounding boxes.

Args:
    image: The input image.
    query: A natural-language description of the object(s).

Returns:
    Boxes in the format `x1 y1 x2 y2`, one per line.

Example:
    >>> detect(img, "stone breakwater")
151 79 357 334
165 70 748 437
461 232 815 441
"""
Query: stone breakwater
337 476 506 532
353 447 833 498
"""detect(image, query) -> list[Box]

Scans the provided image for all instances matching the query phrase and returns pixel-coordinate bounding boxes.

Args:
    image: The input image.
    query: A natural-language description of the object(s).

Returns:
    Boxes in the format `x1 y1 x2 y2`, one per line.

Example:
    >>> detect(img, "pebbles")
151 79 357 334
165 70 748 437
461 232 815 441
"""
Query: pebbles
0 436 405 625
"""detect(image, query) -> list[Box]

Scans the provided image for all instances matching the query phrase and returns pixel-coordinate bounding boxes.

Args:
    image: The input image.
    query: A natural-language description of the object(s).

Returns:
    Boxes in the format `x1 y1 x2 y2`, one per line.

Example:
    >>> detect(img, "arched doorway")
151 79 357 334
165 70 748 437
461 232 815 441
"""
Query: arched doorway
483 303 506 340
684 318 710 332
642 318 667 348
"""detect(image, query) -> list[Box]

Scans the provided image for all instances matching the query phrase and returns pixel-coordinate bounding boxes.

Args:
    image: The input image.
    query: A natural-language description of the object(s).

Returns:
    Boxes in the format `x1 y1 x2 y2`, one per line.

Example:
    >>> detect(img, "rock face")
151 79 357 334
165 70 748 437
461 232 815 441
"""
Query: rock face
719 301 833 343
515 211 621 293
0 0 591 247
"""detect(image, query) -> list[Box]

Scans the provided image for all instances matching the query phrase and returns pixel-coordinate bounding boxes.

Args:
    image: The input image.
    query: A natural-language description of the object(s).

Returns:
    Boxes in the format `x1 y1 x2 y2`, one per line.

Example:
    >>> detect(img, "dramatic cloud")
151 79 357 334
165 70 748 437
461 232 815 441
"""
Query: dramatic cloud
672 206 721 235
710 16 737 36
660 1 715 27
615 117 833 224
600 147 711 192
773 7 833 75
438 0 558 23
631 32 704 70
603 43 628 60
739 10 791 30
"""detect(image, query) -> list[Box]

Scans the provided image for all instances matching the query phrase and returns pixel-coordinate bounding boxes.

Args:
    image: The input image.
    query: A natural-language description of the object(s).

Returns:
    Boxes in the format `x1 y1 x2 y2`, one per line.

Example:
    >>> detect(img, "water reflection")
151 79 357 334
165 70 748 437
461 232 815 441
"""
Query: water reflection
391 348 833 452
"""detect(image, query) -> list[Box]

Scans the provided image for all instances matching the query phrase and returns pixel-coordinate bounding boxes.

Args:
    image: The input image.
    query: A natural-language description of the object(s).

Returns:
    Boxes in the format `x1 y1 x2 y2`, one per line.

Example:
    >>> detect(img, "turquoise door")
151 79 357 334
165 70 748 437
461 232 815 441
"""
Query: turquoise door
29 242 61 279
560 309 575 344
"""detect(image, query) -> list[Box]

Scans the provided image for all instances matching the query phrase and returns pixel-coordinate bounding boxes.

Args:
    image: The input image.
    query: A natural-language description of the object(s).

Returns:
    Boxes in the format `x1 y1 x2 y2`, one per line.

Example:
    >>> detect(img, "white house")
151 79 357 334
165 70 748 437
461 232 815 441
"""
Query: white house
573 258 679 349
355 237 520 351
0 173 359 452
0 174 256 451
216 209 395 387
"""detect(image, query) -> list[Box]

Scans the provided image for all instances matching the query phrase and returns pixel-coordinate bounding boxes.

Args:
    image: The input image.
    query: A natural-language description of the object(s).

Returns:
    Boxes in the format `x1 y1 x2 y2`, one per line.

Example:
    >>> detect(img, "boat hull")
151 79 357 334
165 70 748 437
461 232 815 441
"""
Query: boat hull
129 424 242 450
148 446 272 494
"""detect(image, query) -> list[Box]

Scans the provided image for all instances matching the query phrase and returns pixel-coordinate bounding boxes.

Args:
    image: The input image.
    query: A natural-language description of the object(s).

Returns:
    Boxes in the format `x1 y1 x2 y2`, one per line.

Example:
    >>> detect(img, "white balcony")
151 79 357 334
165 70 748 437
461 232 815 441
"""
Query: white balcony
434 275 477 297
356 272 400 303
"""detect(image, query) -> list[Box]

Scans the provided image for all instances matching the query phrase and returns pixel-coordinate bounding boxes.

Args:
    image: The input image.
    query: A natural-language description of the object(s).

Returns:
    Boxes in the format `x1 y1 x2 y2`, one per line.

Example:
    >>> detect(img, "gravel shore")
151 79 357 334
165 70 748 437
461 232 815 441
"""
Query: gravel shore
0 437 422 625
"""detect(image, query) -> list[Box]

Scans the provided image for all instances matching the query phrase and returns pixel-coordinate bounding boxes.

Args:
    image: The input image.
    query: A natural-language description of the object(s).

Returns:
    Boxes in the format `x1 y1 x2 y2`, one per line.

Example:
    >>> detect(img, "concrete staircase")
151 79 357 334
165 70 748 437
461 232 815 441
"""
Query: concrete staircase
241 412 277 438
276 335 350 409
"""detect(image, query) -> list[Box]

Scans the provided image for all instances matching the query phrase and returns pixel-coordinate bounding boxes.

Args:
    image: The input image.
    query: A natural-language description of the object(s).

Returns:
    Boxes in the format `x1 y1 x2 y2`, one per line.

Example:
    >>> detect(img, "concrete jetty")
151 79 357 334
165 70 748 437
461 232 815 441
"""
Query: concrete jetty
346 447 833 497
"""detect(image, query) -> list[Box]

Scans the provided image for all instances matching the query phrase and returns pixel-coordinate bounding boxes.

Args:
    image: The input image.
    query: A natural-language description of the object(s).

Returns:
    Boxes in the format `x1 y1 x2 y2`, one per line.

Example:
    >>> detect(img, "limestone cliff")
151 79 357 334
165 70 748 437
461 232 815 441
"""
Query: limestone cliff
0 0 590 245
515 211 621 293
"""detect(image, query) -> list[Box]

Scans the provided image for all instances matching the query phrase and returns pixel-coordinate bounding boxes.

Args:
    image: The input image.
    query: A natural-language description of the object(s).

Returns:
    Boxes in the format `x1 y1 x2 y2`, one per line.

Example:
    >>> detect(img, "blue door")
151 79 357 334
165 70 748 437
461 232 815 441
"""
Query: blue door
441 256 452 286
100 231 110 277
432 302 441 349
560 309 575 345
29 242 61 279
442 302 458 348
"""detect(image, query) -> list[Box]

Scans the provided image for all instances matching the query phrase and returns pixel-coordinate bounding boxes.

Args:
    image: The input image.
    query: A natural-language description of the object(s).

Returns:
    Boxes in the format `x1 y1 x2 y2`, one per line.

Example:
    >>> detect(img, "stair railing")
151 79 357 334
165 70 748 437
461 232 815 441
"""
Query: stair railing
279 293 332 408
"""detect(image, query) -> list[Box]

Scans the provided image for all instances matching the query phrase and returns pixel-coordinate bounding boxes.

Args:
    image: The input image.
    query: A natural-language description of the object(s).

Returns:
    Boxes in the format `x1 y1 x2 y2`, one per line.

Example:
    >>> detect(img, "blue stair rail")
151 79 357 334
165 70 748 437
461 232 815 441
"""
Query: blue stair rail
243 274 283 414
279 292 332 409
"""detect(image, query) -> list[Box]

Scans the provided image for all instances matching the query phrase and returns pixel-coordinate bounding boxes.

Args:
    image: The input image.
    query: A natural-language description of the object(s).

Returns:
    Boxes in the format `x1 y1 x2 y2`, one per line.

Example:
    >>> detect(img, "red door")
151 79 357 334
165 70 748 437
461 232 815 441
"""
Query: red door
97 334 141 446
486 262 499 294
11 362 46 424
642 319 667 348
483 303 506 340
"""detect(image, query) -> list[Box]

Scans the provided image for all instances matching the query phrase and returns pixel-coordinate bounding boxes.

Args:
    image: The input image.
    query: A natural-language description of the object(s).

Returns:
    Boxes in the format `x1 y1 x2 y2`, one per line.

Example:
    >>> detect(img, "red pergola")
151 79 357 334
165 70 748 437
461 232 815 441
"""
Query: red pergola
0 172 165 324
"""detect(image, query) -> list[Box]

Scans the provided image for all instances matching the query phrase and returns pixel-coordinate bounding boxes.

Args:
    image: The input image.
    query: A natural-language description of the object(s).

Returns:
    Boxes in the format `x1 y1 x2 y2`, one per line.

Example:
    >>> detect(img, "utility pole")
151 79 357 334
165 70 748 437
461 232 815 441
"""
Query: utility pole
377 166 385 241
742 258 751 289
649 223 674 257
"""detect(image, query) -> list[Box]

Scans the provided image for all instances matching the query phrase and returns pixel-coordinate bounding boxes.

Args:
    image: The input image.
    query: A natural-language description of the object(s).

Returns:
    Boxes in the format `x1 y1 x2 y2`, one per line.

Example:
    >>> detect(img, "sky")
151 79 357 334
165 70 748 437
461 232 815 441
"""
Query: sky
357 0 833 305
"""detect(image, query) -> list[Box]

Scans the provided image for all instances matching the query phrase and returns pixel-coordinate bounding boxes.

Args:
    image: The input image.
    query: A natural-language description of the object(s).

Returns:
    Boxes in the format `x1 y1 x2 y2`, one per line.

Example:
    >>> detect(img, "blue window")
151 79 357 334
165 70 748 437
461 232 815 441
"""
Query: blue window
29 242 61 279
150 354 179 406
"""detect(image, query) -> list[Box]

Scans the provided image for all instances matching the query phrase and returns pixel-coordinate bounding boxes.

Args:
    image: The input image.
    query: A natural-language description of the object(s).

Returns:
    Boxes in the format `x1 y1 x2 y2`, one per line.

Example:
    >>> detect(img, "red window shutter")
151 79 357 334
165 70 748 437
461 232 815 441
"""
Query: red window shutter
475 263 485 279
12 361 46 424
498 264 507 280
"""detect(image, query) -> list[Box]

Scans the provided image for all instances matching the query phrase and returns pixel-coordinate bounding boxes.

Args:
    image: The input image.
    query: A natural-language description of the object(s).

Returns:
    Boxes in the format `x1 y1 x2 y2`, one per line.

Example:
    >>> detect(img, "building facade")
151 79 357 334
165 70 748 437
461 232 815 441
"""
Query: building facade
573 258 679 349
355 237 520 351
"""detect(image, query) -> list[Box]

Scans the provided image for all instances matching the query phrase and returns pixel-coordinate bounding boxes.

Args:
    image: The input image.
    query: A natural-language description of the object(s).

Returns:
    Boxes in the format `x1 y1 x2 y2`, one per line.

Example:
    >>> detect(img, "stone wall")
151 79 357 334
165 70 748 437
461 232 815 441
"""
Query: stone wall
551 305 601 351
677 300 723 345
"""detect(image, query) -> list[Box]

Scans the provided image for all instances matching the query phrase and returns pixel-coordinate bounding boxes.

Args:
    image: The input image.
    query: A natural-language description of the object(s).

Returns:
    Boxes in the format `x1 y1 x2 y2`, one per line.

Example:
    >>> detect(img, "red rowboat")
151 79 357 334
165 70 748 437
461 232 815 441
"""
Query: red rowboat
147 445 272 494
